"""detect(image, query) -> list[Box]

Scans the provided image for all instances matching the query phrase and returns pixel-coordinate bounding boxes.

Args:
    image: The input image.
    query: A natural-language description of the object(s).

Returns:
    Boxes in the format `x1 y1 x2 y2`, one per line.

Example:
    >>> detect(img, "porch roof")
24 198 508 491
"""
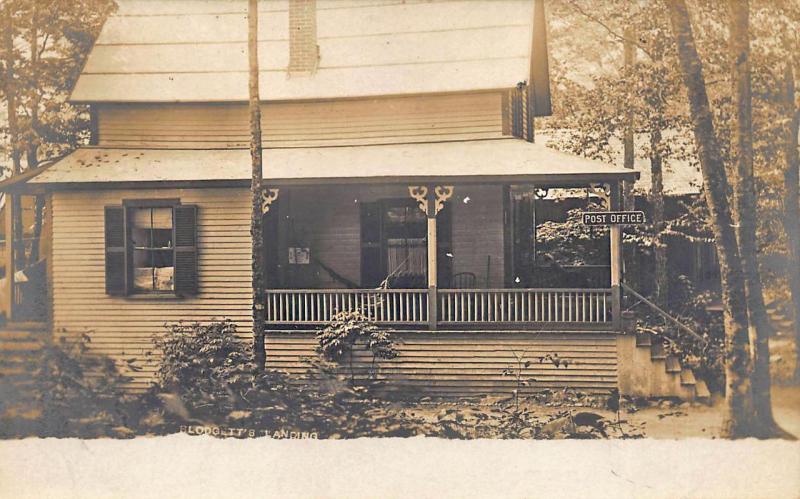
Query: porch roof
29 139 638 188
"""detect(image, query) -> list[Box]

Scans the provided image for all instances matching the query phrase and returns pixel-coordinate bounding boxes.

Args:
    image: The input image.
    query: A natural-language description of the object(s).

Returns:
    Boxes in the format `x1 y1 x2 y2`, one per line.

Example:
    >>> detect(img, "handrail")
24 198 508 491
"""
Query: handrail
265 288 421 294
621 283 708 345
267 288 614 293
438 288 612 324
264 288 428 324
440 287 612 293
265 288 613 325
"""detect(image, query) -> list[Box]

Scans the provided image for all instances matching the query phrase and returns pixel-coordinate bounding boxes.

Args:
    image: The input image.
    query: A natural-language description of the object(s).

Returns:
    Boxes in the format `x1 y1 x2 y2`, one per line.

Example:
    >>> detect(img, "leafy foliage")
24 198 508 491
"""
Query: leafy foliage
1 0 116 167
3 320 646 440
630 276 726 391
150 320 433 438
33 332 133 436
536 201 609 268
151 321 259 417
316 311 398 385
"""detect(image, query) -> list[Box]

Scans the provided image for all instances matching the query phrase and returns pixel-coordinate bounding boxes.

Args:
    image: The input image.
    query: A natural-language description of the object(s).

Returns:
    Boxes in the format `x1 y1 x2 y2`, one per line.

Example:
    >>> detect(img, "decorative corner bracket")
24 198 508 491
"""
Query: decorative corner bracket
261 187 280 214
408 186 429 214
434 185 454 215
588 183 611 210
408 185 455 215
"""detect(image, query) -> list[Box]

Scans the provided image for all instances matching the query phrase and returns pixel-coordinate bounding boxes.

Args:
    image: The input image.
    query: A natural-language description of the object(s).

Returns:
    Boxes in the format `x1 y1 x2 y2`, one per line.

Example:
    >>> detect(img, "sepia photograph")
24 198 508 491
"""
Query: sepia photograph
0 0 799 497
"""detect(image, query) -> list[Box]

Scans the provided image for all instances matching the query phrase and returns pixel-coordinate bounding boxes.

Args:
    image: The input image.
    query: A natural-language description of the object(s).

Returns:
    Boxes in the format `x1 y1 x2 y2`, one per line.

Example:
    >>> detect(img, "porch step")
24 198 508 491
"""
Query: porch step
680 368 697 386
0 341 41 352
0 365 28 377
0 330 39 341
1 321 47 332
694 379 711 400
0 372 36 387
665 356 681 373
650 342 667 360
635 333 652 347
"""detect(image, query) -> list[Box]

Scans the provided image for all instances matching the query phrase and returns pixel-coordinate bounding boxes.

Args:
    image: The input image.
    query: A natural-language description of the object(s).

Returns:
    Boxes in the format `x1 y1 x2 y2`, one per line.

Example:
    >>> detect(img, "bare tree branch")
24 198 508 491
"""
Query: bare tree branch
564 0 656 60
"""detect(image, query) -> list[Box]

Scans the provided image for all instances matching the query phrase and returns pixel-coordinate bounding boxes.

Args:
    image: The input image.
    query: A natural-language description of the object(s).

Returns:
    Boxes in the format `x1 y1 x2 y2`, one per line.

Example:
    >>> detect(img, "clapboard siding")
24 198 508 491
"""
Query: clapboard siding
265 332 619 397
51 187 253 390
96 93 505 149
98 331 620 395
451 184 505 287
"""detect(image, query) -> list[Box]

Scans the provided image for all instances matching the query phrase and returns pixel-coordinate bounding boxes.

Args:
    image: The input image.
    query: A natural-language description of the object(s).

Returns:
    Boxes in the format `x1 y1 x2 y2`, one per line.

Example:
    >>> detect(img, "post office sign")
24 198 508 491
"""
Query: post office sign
582 211 647 225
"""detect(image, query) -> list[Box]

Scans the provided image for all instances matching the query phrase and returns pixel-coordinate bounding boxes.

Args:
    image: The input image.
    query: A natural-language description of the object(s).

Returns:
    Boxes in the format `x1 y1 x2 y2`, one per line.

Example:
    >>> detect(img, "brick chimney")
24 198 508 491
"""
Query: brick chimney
288 0 319 75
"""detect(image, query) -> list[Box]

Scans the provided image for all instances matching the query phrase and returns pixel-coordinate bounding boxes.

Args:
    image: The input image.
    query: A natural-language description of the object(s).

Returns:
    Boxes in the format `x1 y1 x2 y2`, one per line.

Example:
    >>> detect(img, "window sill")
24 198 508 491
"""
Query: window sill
121 293 190 301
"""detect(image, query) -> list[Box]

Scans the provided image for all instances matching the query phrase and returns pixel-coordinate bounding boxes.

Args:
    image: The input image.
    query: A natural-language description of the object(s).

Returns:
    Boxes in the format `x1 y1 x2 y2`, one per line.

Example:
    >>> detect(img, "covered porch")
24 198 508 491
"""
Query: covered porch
257 139 636 331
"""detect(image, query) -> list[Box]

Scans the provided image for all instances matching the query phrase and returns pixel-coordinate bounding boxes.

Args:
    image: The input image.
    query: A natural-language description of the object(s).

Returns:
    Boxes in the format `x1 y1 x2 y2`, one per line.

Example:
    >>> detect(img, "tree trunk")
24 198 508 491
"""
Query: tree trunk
248 0 266 370
3 7 24 270
665 0 755 438
650 128 668 307
783 62 800 382
729 0 787 438
27 3 45 265
622 26 639 291
623 27 636 213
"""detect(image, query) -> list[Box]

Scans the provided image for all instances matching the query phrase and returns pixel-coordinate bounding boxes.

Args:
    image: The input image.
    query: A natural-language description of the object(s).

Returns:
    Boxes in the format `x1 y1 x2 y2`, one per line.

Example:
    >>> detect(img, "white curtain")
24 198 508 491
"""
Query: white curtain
130 207 172 229
387 238 425 275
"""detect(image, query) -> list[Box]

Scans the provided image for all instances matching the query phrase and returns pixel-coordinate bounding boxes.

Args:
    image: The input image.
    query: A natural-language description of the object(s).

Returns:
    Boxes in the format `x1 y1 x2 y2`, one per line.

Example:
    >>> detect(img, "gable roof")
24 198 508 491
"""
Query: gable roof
71 0 535 103
29 139 638 187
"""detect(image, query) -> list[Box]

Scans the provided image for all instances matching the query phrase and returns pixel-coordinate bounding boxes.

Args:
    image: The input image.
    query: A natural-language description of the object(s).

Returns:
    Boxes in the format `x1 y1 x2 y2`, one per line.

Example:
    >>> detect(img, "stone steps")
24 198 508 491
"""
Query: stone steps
621 331 708 401
680 368 697 386
0 323 48 422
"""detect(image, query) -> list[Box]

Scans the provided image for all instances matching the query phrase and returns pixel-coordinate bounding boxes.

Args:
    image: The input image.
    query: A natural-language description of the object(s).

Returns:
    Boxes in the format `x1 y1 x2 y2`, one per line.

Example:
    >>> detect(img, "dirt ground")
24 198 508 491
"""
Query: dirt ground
393 384 800 439
622 385 800 439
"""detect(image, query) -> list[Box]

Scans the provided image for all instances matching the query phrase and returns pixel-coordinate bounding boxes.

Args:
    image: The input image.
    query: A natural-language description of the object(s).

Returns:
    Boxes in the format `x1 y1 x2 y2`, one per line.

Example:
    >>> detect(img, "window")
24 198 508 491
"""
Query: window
104 201 198 296
360 199 451 288
384 203 427 281
131 207 175 292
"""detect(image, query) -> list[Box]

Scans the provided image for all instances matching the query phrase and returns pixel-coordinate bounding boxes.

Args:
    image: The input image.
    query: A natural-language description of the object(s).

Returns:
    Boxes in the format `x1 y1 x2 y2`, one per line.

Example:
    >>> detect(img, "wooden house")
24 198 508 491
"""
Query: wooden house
3 0 704 399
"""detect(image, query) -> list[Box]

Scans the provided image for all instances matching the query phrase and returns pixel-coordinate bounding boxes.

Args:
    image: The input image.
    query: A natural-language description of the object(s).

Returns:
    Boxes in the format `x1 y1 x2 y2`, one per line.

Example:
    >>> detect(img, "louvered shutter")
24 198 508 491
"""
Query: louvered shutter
173 205 198 296
360 202 383 287
104 206 128 295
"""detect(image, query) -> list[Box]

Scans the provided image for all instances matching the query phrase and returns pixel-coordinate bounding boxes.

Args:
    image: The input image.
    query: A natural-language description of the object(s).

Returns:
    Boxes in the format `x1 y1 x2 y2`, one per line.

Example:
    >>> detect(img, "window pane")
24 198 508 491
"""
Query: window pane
130 207 175 292
131 207 172 229
133 249 155 291
151 229 173 249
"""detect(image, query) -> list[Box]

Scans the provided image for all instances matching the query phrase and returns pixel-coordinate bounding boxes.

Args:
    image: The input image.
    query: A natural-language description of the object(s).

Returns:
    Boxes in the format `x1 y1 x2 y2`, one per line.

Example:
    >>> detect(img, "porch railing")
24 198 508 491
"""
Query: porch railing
438 288 612 324
264 289 428 324
265 288 613 326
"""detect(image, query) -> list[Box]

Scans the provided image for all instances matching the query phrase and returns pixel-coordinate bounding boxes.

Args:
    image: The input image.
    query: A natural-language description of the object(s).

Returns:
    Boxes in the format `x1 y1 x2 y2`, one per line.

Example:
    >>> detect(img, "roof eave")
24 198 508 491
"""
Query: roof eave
67 86 518 106
33 172 639 190
0 162 58 194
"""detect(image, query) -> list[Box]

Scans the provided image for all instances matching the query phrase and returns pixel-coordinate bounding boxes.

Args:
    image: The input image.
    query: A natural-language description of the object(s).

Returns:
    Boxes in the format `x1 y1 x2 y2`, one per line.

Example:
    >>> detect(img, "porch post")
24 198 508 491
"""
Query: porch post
3 192 15 322
609 182 623 330
426 188 438 331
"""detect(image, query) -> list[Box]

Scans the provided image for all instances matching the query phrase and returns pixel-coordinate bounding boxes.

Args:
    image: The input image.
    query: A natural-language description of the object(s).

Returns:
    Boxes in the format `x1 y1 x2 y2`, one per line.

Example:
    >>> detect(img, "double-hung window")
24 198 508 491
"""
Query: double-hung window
104 200 198 297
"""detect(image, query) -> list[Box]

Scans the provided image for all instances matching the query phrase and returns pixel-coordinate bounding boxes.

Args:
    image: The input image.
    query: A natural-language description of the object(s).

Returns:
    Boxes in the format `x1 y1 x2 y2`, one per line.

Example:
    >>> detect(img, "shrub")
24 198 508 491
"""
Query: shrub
149 320 445 437
316 311 398 385
151 320 280 420
34 333 133 436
